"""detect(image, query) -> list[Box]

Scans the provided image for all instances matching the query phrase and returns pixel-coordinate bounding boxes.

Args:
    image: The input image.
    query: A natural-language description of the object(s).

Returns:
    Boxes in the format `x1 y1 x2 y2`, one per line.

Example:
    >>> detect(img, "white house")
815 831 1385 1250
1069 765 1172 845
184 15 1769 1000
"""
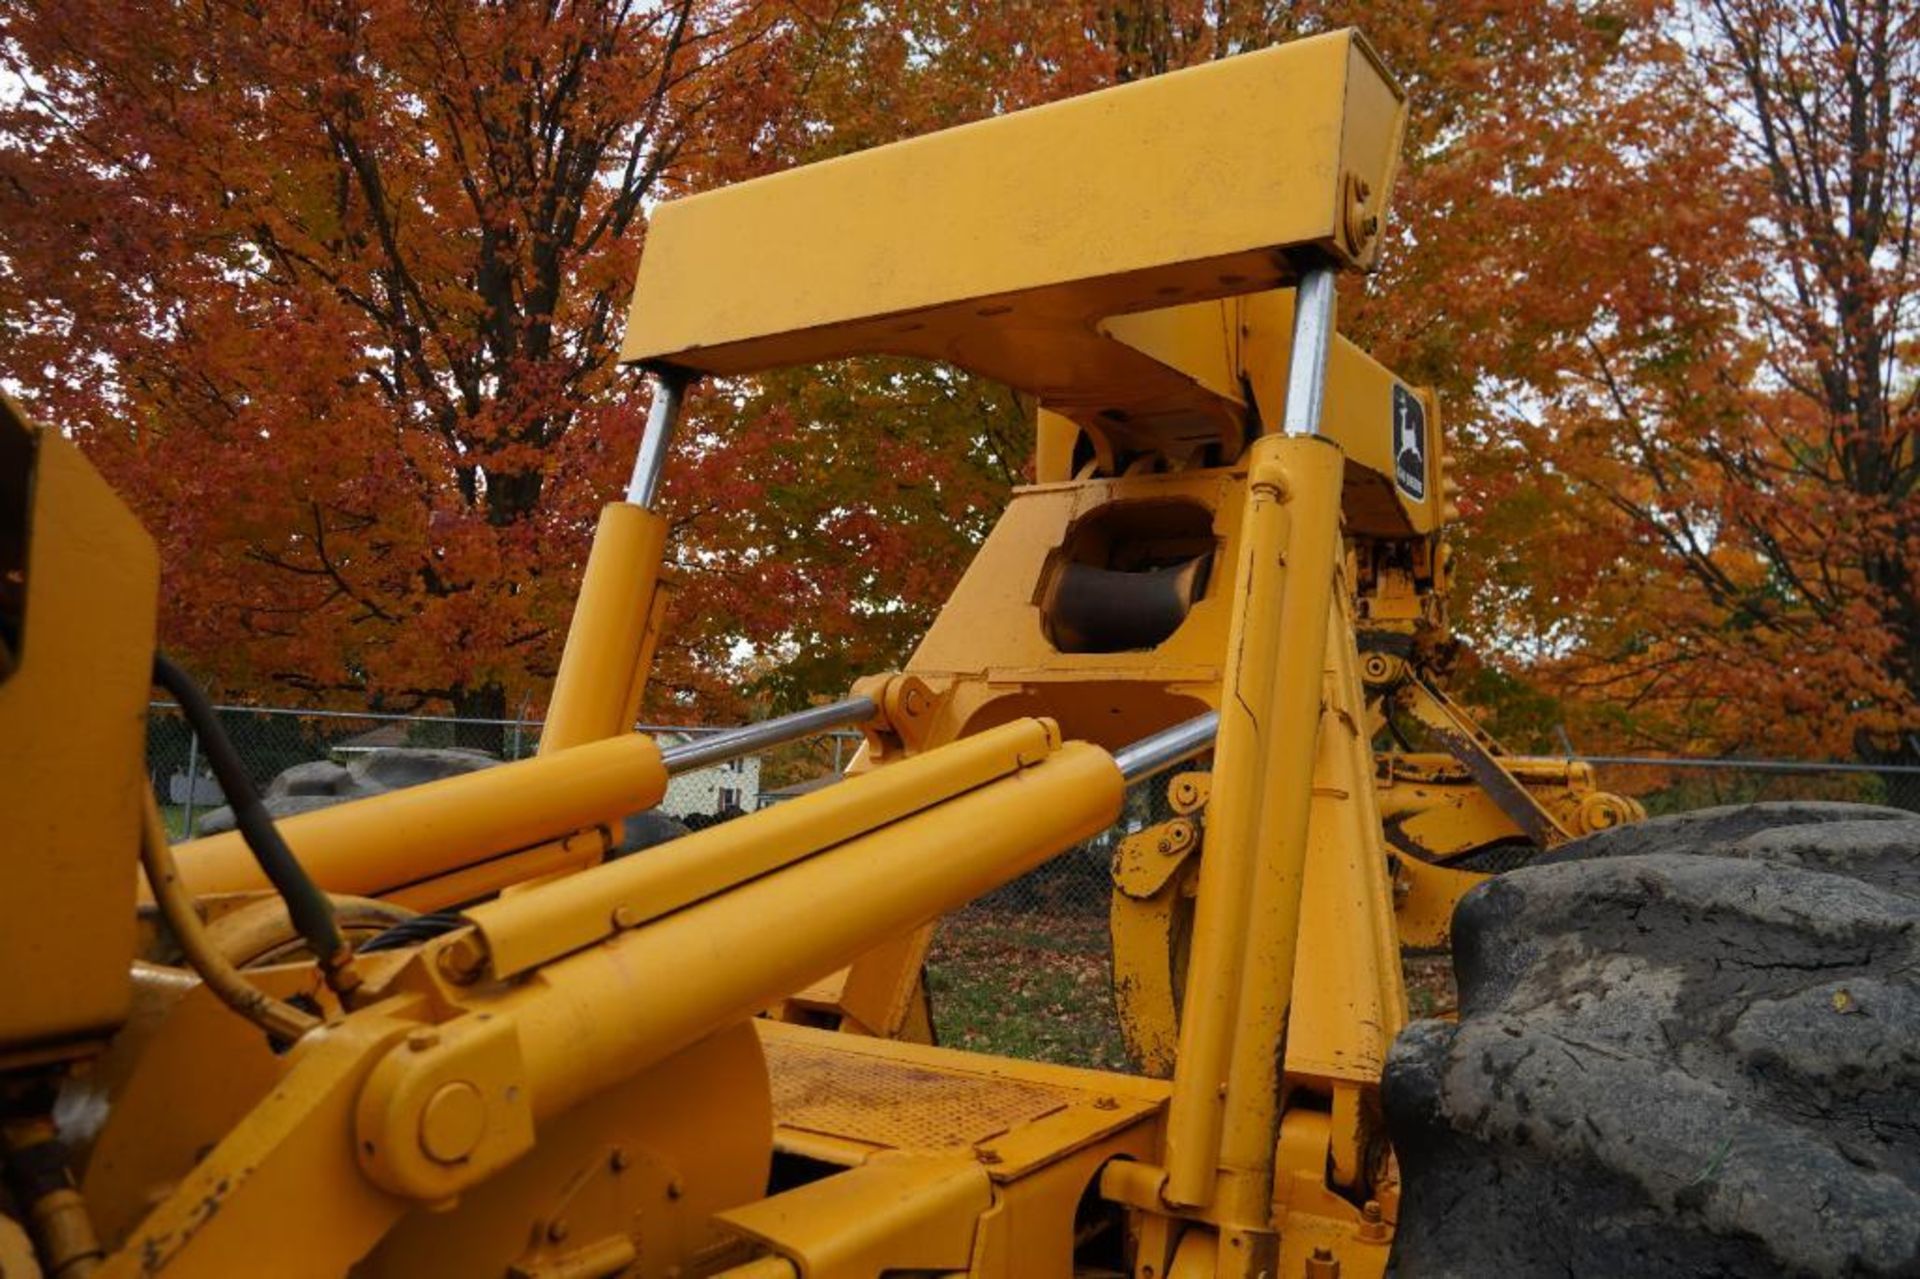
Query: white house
652 732 762 819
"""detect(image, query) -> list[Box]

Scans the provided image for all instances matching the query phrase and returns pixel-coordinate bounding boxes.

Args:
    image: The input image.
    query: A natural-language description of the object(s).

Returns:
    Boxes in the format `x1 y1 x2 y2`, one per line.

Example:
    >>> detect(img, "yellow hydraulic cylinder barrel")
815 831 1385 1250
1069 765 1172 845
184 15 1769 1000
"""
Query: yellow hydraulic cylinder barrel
1212 437 1345 1240
169 733 666 900
540 502 670 753
467 718 1062 978
1161 432 1344 1211
496 734 1124 1123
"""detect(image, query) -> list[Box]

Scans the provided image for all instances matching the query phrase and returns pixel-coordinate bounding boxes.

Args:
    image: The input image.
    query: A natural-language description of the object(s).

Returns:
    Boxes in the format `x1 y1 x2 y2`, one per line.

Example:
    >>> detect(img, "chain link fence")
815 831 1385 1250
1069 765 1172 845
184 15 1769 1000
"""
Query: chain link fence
144 702 1920 1072
1589 753 1912 814
146 702 858 839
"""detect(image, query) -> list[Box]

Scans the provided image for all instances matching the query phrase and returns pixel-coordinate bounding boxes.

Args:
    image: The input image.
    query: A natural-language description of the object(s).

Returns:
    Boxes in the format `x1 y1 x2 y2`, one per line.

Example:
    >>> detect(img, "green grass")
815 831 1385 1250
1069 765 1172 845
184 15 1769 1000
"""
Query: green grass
926 906 1131 1070
1403 952 1456 1019
925 906 1463 1074
159 803 196 839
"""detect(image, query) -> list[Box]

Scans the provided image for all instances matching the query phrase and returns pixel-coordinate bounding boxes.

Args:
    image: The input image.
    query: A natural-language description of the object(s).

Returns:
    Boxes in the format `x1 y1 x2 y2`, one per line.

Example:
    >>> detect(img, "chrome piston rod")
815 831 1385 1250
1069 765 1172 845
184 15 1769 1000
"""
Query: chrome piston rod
624 368 692 508
1280 264 1337 438
662 701 1217 783
661 696 877 775
1112 711 1219 782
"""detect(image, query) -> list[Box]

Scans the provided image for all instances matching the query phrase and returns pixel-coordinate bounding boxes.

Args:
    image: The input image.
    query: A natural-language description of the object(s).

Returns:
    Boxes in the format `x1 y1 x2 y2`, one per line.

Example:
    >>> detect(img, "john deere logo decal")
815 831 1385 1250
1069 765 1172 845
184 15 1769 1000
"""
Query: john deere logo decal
1393 384 1426 501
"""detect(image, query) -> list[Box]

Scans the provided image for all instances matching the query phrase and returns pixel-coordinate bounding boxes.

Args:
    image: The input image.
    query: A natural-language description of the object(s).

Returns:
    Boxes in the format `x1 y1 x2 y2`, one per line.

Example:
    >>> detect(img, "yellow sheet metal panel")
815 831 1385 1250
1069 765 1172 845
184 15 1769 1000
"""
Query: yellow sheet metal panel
751 1027 1170 1279
831 920 934 1035
905 470 1244 689
1281 599 1410 1086
1099 300 1244 411
1338 35 1409 259
1391 855 1488 951
757 1017 1173 1107
79 969 311 1246
1238 290 1444 536
93 1004 419 1278
0 399 155 1059
1109 816 1199 1078
361 1021 770 1279
621 31 1406 450
716 1152 992 1279
626 30 1373 360
1035 287 1444 529
764 1034 1070 1153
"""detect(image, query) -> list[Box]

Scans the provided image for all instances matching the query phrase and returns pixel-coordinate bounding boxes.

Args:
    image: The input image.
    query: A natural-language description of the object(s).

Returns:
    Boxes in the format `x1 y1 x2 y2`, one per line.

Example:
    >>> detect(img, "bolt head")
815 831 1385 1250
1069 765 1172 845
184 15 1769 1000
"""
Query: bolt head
436 935 487 983
418 1080 485 1164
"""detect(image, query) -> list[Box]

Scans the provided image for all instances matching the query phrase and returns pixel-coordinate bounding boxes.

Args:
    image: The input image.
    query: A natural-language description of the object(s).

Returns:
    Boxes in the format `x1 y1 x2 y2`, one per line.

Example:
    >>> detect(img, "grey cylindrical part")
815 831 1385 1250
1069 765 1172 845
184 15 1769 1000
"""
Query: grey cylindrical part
662 696 877 775
625 369 692 507
1113 711 1220 783
1280 266 1337 437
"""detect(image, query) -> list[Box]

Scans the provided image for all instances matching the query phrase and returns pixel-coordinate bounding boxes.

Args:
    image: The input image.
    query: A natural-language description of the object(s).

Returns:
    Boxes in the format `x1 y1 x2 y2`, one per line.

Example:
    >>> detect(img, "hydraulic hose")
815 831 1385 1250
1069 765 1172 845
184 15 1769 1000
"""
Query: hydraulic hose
152 653 361 995
139 788 320 1043
356 912 467 954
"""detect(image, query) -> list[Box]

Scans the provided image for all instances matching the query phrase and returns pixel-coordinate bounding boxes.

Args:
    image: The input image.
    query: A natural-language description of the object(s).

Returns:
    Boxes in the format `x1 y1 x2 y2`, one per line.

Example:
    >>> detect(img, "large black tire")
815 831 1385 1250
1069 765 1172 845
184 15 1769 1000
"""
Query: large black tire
1537 799 1918 867
1385 805 1920 1276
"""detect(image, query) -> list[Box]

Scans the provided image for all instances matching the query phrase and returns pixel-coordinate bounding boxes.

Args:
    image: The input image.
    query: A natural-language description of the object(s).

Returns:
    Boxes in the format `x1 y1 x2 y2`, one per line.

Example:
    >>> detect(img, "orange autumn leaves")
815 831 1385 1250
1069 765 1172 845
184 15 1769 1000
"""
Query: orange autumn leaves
2 0 1914 767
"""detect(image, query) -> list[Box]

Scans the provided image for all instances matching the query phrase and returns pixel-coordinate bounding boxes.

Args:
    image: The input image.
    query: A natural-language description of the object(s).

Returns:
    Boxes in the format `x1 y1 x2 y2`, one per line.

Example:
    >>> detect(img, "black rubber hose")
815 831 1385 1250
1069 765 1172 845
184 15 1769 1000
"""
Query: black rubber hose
152 653 353 985
356 912 467 954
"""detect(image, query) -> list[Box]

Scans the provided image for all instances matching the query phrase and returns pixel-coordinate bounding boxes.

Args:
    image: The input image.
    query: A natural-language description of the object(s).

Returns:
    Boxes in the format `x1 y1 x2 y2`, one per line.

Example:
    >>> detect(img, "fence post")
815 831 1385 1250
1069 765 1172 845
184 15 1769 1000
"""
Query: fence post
181 726 200 839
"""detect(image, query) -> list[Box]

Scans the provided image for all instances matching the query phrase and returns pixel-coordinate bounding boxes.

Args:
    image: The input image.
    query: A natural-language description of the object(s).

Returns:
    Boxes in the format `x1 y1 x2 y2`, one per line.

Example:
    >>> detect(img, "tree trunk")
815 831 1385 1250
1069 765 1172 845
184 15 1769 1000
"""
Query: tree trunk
453 681 508 757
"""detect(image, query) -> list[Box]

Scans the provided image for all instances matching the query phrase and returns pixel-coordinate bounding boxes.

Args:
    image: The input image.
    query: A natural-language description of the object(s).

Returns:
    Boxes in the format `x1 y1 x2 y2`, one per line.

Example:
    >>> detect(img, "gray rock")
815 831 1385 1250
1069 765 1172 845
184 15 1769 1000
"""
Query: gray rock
347 747 497 791
192 747 500 837
262 759 354 799
194 792 372 836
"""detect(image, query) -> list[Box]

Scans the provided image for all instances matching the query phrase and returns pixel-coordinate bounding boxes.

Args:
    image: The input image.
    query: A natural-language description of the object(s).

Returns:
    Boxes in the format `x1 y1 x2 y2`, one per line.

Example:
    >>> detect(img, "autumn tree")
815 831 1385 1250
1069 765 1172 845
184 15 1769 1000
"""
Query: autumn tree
12 0 1907 776
0 0 791 741
651 360 1030 713
1454 0 1920 777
